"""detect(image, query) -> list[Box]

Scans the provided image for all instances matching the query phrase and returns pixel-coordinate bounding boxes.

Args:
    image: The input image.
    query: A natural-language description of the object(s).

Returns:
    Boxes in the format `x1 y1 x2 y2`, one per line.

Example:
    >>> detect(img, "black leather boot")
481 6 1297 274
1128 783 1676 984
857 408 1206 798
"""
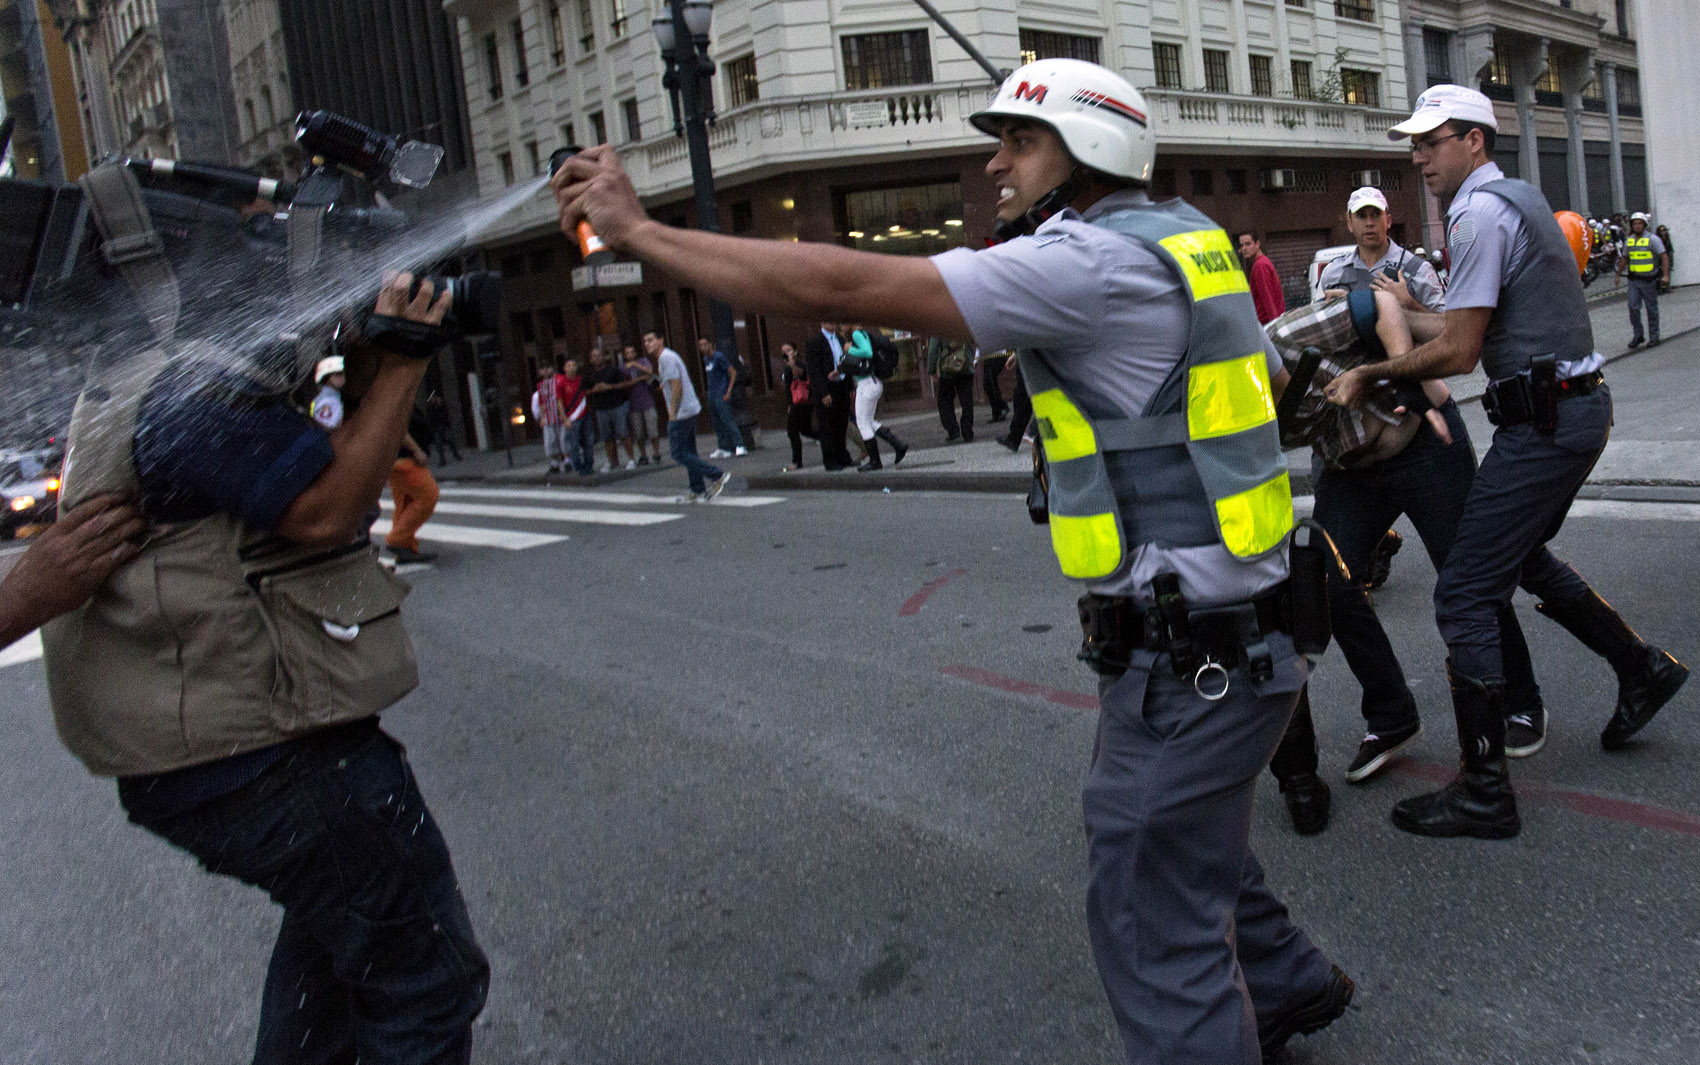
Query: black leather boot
1536 592 1690 750
856 435 882 471
1278 774 1332 836
875 425 908 466
1391 664 1521 840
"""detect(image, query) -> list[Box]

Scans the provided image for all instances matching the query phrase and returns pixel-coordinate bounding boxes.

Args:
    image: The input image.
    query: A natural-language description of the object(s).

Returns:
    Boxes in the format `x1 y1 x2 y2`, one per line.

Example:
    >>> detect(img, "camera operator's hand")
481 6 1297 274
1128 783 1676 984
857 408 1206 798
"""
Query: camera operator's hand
0 494 146 650
551 145 650 253
363 272 455 362
376 271 453 325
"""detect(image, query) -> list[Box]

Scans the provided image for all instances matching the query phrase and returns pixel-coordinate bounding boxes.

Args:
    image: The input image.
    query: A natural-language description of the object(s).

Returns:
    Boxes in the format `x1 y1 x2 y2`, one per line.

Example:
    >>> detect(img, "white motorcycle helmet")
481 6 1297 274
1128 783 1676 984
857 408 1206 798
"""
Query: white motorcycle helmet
970 59 1156 184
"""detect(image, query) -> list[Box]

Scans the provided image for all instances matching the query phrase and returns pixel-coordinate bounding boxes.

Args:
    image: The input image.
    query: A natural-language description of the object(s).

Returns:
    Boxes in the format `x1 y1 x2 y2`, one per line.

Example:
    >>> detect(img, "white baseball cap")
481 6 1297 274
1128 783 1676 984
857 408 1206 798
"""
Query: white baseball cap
1388 83 1498 140
1347 187 1388 215
314 355 345 382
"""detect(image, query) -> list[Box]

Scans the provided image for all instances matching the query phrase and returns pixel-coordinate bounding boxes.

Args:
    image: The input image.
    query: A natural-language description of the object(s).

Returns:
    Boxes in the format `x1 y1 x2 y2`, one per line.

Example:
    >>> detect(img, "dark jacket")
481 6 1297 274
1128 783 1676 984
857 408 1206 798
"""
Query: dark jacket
803 331 845 404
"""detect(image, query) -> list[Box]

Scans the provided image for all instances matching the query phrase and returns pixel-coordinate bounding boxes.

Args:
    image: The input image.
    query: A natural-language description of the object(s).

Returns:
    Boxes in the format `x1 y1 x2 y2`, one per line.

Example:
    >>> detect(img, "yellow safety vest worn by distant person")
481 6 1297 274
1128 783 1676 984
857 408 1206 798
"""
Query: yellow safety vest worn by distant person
1625 234 1658 276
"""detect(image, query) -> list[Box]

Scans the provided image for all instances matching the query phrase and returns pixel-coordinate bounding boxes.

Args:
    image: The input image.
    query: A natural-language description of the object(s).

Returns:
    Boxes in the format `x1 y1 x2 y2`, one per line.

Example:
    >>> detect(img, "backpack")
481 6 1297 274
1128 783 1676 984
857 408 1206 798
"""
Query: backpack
870 334 901 380
936 340 970 376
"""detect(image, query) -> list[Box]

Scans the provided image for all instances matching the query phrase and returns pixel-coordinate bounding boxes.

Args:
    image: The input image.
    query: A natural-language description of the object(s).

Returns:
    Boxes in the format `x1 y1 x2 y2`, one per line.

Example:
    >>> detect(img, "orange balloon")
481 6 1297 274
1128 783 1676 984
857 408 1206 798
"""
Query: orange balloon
1555 210 1592 276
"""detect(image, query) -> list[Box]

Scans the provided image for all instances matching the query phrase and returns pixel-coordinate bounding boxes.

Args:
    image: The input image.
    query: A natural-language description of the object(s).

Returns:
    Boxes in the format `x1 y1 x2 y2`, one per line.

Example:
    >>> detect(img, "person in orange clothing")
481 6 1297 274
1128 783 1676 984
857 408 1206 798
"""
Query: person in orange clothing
385 408 440 564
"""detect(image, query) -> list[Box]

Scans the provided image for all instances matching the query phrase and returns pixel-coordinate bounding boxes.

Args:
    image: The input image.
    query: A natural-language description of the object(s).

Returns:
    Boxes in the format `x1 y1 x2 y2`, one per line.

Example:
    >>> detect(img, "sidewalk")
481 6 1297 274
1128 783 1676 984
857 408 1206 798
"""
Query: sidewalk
435 284 1700 498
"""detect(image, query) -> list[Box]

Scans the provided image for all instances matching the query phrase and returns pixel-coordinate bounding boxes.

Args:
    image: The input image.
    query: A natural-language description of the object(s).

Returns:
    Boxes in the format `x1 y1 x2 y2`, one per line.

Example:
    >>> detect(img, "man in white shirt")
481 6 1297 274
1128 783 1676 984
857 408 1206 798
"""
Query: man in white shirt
644 330 728 500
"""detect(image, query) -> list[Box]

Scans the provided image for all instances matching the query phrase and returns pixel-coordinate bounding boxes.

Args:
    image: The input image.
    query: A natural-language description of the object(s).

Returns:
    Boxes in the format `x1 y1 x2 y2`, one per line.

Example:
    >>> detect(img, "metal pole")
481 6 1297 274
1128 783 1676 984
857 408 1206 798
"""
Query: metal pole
668 0 738 361
905 0 1008 87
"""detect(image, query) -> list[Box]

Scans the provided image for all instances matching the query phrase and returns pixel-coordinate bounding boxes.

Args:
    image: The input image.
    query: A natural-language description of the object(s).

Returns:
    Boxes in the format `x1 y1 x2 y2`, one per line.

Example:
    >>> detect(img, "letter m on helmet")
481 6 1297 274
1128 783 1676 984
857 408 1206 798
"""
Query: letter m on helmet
1013 81 1048 104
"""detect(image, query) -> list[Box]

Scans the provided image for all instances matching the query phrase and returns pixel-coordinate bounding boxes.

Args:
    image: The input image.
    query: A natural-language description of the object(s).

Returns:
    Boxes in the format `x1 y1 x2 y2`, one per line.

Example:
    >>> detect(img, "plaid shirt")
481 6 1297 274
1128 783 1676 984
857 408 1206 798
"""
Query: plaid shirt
1266 296 1408 470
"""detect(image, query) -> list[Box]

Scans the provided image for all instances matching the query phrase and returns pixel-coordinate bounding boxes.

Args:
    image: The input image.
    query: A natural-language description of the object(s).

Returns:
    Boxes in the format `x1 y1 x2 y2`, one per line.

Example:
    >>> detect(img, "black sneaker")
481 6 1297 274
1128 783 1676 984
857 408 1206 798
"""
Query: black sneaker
1344 722 1422 783
390 546 437 565
1504 704 1548 758
1259 965 1355 1063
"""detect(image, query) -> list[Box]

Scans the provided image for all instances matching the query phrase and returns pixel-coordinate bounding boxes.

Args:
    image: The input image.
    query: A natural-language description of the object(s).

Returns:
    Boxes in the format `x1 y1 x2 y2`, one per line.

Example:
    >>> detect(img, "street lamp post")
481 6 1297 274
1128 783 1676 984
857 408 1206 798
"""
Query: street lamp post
653 0 738 363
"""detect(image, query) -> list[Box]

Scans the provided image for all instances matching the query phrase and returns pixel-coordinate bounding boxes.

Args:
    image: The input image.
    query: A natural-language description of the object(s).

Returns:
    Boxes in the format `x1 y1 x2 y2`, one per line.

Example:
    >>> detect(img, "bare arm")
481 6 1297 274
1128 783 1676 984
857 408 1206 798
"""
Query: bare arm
1328 306 1490 409
273 274 450 546
554 147 972 341
666 378 682 421
0 495 147 647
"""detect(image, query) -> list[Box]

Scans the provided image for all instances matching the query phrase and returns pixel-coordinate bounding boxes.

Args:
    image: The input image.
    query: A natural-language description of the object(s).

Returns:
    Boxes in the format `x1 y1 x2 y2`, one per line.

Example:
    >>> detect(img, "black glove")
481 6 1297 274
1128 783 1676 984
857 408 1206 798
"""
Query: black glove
362 314 454 360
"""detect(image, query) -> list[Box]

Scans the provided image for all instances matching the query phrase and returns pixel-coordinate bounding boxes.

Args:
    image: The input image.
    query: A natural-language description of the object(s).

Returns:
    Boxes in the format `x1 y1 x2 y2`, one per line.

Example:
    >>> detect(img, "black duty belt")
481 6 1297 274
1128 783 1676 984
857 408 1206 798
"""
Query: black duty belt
1483 364 1602 430
1078 579 1293 695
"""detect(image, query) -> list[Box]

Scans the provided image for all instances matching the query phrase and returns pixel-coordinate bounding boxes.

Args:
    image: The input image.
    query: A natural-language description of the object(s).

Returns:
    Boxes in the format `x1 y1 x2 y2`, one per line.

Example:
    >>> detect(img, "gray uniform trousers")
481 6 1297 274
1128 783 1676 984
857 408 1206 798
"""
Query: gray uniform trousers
1434 387 1611 681
1627 276 1661 342
1085 631 1333 1064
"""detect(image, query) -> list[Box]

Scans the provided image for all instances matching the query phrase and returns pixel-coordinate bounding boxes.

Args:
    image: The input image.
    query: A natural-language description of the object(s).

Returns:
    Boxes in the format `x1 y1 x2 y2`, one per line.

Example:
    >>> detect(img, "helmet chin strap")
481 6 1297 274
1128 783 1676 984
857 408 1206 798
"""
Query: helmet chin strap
993 167 1087 243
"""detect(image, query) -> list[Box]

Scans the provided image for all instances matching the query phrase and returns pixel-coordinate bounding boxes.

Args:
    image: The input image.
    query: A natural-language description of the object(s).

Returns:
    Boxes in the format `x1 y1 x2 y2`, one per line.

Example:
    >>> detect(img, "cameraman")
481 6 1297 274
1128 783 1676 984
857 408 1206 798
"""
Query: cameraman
40 272 489 1064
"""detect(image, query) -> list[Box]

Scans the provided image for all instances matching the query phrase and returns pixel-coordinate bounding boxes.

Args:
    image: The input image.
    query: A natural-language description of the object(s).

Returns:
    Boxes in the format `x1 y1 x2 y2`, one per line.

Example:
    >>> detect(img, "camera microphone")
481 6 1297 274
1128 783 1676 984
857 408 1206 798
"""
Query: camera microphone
549 146 614 266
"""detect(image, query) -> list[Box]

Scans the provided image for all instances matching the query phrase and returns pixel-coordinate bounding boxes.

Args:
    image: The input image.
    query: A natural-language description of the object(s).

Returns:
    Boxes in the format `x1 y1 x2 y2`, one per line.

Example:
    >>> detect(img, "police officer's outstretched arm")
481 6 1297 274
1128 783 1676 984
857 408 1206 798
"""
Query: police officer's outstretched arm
554 147 972 342
272 273 452 547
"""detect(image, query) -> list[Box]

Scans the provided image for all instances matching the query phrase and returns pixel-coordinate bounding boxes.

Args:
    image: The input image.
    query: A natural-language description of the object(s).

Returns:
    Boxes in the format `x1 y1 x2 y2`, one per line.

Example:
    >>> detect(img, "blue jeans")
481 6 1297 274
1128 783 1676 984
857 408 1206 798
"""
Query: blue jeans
1313 401 1542 728
567 417 595 474
123 723 489 1065
668 417 723 493
1435 387 1610 682
704 390 744 451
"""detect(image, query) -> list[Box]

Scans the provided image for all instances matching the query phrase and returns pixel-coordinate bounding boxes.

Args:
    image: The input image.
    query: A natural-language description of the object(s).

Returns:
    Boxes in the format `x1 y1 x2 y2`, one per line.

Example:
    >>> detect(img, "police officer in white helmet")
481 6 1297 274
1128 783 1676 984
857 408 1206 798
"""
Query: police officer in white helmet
553 58 1351 1063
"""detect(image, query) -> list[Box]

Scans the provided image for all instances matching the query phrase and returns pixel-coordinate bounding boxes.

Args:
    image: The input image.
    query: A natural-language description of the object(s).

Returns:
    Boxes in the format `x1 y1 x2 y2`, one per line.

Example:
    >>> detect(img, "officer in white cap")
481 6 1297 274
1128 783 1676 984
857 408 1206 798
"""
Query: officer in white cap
1329 84 1688 839
1317 185 1447 313
1616 210 1668 347
310 354 346 429
555 56 1351 1065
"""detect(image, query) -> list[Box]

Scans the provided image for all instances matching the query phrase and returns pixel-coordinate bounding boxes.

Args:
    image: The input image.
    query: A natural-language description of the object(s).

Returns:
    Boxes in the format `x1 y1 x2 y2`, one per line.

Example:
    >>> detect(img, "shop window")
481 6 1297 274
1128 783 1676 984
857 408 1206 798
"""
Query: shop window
841 181 967 257
1191 169 1215 196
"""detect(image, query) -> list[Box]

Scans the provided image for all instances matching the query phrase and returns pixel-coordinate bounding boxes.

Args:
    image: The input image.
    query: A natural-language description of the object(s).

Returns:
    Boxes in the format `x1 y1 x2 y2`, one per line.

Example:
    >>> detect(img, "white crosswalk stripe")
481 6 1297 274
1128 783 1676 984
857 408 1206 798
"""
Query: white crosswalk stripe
375 484 785 553
436 485 786 509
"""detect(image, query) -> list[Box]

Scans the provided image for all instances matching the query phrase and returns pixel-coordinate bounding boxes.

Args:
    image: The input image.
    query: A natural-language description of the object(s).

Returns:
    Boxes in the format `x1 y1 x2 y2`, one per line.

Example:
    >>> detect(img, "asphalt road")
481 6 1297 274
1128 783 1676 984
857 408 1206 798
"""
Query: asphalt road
2 481 1698 1065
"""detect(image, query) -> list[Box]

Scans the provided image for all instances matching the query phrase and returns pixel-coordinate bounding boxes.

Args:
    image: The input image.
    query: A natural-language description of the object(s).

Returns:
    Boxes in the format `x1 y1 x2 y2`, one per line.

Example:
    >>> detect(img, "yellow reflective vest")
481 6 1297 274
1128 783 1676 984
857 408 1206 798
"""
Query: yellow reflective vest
1625 234 1658 276
1019 201 1293 582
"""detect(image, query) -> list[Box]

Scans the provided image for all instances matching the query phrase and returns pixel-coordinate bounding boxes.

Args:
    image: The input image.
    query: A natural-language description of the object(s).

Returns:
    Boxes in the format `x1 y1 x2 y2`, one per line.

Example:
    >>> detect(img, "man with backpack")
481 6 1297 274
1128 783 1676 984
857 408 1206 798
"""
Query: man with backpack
928 336 976 442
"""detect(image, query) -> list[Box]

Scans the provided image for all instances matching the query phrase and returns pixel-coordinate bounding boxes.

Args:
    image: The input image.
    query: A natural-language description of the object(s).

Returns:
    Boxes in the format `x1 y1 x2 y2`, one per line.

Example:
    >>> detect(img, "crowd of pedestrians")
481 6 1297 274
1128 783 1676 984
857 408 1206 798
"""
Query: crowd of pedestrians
531 344 671 475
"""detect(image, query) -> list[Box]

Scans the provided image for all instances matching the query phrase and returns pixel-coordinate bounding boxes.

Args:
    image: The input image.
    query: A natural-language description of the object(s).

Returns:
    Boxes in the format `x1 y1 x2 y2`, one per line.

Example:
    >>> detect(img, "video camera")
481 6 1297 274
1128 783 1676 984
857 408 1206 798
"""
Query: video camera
1 110 501 359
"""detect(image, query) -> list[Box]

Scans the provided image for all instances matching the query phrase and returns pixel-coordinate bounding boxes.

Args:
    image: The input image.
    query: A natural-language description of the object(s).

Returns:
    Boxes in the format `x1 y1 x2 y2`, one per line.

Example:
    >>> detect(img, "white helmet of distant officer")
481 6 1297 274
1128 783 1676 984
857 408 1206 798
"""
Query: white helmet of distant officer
970 59 1156 241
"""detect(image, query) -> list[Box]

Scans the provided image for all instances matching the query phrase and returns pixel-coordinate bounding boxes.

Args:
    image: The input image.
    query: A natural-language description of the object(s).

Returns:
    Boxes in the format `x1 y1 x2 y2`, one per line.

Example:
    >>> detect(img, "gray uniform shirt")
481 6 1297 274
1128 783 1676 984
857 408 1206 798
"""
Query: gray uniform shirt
1443 162 1604 378
932 188 1288 608
1317 240 1447 312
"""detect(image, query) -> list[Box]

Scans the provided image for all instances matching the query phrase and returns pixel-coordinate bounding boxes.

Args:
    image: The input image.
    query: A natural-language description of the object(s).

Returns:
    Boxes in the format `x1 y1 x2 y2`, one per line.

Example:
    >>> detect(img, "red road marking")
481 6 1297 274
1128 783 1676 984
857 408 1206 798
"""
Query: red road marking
942 667 1700 839
1393 759 1700 839
938 664 1099 710
898 568 969 617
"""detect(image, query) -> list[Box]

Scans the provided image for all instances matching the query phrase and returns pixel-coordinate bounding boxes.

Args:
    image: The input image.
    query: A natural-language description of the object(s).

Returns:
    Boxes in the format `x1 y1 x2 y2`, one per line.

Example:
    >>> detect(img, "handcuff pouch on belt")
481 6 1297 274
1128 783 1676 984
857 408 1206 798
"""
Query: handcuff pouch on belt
1482 354 1563 433
1077 575 1280 694
1076 520 1342 694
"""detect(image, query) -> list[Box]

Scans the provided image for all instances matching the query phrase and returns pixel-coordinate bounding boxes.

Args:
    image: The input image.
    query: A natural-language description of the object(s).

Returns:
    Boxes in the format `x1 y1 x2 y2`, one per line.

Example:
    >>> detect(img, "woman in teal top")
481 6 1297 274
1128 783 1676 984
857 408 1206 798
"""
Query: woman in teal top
844 324 908 471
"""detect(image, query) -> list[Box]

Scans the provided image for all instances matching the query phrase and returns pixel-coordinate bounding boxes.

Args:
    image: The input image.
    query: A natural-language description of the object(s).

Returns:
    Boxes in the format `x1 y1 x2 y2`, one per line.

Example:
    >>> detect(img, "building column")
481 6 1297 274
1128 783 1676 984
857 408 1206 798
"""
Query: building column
1602 62 1627 214
1509 37 1546 189
1556 47 1594 216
